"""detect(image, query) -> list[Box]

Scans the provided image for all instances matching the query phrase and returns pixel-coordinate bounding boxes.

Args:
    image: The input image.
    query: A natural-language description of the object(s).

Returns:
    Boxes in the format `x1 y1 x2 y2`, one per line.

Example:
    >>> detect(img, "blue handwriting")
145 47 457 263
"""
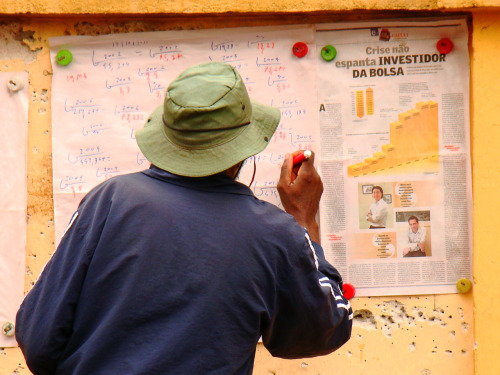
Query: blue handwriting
96 166 121 178
82 123 109 136
92 50 126 66
59 175 85 190
106 76 132 89
256 57 280 67
211 41 236 52
65 99 102 118
149 45 182 57
137 66 166 76
137 152 148 166
267 74 287 86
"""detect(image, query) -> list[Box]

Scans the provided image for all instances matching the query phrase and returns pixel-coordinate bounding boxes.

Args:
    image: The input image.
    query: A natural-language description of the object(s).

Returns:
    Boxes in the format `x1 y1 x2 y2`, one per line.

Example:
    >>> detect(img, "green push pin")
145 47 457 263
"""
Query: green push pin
456 278 472 293
321 45 337 62
56 49 73 66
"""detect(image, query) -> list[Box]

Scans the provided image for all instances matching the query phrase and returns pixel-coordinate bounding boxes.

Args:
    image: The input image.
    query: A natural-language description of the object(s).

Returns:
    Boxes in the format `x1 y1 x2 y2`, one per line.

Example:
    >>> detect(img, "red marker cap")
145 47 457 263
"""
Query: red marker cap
292 150 312 165
342 283 356 300
437 38 453 54
293 42 308 58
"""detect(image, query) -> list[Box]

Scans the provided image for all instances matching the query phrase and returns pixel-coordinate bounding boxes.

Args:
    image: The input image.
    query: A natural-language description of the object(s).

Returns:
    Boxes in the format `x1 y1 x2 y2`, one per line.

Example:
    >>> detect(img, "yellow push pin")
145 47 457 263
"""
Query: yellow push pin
456 278 472 293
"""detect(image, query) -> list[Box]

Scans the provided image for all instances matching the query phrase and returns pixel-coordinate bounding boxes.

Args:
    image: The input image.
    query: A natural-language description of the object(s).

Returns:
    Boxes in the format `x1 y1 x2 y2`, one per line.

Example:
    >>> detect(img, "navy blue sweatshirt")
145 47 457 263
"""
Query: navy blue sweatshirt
16 166 352 374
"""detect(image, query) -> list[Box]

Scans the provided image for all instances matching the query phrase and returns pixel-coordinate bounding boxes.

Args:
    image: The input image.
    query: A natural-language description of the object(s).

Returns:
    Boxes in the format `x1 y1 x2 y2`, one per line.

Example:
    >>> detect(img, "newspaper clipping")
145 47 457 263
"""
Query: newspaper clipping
316 19 472 296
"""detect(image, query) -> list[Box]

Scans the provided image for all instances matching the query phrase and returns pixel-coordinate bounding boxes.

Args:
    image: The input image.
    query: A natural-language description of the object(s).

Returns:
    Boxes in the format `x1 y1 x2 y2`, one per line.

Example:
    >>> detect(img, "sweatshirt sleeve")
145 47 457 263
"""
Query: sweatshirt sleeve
262 231 353 359
15 188 110 375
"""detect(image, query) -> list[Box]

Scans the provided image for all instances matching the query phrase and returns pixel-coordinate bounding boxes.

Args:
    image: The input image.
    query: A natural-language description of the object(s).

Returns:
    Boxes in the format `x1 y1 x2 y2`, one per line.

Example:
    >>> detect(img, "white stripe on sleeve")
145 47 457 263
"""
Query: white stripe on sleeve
305 232 352 318
62 211 79 238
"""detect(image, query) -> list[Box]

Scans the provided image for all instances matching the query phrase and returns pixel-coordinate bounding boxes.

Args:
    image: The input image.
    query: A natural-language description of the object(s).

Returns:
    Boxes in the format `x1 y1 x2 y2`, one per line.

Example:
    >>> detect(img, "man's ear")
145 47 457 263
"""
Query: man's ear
224 161 244 179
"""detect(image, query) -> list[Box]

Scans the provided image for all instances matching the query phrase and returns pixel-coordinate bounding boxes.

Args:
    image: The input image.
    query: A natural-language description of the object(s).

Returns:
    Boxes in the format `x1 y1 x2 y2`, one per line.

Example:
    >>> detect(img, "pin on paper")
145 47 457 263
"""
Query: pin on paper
437 38 453 54
321 45 337 62
7 76 24 92
342 283 355 300
292 150 312 166
2 322 15 337
56 49 73 66
456 278 472 293
292 42 308 58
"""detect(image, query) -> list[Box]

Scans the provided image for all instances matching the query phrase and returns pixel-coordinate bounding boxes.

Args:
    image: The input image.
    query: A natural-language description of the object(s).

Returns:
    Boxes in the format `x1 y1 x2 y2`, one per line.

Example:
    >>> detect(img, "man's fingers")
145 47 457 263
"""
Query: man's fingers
296 150 315 171
295 151 319 182
306 150 315 163
291 150 305 157
279 153 293 186
280 150 317 187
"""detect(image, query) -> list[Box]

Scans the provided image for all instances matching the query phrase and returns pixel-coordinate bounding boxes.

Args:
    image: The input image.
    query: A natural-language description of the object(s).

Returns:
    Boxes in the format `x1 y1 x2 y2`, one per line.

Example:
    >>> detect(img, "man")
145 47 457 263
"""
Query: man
403 215 427 257
366 185 388 229
16 62 352 375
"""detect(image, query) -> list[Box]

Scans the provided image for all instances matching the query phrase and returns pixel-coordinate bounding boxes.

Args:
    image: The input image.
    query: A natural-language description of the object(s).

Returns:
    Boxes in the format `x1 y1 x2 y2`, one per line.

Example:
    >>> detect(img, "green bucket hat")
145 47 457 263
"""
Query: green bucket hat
136 61 281 177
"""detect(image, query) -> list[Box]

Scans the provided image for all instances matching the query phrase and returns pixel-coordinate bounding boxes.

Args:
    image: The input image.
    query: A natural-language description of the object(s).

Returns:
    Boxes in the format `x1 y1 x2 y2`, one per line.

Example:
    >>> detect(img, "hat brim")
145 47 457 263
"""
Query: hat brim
136 99 280 177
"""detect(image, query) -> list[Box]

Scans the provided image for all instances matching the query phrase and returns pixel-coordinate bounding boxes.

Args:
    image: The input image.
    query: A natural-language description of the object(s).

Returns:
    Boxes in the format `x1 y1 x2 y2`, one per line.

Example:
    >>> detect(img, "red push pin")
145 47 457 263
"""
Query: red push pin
342 283 356 300
292 42 308 58
437 38 453 54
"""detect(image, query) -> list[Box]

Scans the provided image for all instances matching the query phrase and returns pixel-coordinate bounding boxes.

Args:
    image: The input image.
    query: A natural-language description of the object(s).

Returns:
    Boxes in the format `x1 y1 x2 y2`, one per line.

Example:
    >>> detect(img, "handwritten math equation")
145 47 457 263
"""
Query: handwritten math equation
52 27 317 201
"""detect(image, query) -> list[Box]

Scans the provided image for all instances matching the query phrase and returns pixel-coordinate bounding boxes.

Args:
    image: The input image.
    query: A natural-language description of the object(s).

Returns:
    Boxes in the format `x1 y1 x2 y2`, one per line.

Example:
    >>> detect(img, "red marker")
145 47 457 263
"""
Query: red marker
292 150 312 166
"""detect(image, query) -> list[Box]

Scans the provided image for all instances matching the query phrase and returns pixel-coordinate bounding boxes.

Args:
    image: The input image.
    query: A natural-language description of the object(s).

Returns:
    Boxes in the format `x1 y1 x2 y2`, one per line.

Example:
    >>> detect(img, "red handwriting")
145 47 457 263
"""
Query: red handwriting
276 82 290 93
121 113 144 123
257 42 275 54
327 235 343 241
120 86 130 95
71 185 83 198
158 53 182 61
67 73 88 83
264 66 286 75
273 131 287 142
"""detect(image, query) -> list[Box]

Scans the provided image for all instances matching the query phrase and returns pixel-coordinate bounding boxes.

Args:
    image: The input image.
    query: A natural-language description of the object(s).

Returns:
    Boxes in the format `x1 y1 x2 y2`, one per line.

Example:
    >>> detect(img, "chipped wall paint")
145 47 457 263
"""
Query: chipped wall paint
0 8 496 375
255 295 474 374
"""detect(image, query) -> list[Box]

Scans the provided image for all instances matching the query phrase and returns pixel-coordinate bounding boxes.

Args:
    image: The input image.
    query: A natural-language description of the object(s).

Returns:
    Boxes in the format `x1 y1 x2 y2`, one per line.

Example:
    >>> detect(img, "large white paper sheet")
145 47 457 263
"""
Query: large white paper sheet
0 72 28 347
49 25 318 241
316 19 472 296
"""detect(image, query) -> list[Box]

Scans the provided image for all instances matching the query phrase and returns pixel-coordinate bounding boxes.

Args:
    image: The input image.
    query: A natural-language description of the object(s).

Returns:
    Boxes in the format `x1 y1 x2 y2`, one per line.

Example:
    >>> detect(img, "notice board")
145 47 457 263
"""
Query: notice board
48 17 471 297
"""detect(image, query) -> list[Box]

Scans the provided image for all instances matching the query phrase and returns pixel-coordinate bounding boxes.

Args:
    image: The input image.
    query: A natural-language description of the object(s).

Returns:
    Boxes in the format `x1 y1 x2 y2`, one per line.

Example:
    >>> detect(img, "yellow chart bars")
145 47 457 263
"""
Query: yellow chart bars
347 101 439 177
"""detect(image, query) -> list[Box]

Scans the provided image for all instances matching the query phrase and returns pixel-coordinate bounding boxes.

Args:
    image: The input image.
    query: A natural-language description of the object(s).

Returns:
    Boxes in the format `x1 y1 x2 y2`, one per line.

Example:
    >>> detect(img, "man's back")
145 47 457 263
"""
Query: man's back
16 166 352 374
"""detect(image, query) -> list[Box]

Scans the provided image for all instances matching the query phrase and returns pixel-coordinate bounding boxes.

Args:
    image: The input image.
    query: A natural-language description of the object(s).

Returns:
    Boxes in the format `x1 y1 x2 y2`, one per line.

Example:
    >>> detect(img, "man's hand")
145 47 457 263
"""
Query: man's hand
277 150 323 243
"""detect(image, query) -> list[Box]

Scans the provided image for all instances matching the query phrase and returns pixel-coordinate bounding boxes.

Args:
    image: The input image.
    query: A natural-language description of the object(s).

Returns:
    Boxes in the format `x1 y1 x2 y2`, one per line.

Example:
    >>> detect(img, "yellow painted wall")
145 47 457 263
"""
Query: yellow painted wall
0 3 498 375
1 0 500 14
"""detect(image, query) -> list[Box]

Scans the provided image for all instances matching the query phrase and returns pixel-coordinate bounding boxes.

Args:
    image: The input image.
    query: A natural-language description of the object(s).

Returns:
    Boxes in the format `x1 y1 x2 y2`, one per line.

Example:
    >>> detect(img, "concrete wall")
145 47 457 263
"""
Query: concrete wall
0 3 498 374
